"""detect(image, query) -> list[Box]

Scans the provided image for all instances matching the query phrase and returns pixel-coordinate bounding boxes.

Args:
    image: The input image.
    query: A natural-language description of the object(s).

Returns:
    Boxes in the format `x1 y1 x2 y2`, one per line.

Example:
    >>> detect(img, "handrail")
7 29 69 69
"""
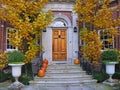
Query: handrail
38 51 45 69
31 51 45 79
78 51 103 78
78 51 94 78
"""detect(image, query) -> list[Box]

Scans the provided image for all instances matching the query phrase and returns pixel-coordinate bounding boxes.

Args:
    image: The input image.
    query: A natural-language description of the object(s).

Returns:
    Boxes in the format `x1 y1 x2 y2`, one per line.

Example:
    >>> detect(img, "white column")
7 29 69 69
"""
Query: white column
42 27 52 64
72 12 79 63
67 27 73 64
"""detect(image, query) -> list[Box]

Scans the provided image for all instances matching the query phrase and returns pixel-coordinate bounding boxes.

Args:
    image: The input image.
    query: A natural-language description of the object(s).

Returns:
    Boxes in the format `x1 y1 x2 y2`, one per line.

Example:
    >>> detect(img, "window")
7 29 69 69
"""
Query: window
6 27 18 52
53 21 66 27
99 30 114 50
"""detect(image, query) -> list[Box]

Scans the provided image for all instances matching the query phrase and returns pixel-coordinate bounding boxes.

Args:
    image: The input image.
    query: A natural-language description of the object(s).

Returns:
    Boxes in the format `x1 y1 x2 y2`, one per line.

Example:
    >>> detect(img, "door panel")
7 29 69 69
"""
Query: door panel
52 29 67 61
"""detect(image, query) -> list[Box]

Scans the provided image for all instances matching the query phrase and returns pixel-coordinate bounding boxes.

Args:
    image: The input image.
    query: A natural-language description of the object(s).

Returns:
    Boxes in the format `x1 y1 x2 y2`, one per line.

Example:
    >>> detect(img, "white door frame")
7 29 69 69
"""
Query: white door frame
42 13 78 64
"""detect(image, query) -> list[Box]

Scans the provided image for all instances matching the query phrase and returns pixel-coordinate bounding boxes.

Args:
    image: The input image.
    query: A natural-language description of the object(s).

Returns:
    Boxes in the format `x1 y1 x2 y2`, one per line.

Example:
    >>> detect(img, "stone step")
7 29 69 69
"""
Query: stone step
47 64 81 70
45 72 86 76
30 79 97 86
44 74 92 78
46 69 84 73
48 64 80 67
34 75 92 81
47 68 83 71
35 74 92 79
47 67 83 71
46 68 83 72
22 84 116 90
45 65 86 75
29 64 97 86
46 70 86 75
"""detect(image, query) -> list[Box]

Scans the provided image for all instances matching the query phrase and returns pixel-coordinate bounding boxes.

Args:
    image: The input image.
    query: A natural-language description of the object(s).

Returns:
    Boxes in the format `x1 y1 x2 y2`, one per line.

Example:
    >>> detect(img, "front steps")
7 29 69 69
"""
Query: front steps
29 64 97 89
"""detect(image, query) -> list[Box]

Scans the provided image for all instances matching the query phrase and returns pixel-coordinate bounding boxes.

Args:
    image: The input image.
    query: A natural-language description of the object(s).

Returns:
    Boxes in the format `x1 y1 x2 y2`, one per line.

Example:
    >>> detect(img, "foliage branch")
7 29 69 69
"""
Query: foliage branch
74 0 120 66
0 0 53 63
0 51 8 70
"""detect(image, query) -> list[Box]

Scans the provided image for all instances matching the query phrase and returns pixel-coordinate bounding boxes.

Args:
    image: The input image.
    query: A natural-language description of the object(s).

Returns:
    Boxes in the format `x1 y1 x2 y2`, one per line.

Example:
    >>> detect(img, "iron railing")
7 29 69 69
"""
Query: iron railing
31 51 45 79
78 51 96 78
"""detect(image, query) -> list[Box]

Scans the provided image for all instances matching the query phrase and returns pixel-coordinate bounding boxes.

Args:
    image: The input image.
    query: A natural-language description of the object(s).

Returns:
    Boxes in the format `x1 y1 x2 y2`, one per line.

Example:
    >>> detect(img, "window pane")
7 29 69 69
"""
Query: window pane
100 30 114 50
6 28 17 51
53 21 66 27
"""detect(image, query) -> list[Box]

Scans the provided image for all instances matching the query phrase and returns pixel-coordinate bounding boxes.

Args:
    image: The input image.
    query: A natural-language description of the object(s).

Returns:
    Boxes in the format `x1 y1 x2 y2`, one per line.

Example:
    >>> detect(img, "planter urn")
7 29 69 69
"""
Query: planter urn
8 63 24 89
105 62 118 82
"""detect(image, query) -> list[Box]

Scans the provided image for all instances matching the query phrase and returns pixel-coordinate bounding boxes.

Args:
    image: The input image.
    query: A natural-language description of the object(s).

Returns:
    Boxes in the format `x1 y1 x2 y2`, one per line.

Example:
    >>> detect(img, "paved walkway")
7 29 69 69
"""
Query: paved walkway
0 81 120 90
0 81 10 90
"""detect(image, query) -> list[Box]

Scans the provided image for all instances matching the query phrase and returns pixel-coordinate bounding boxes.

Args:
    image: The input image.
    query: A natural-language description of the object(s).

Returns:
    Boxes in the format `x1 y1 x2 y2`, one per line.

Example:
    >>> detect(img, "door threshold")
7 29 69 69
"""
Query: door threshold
52 61 67 64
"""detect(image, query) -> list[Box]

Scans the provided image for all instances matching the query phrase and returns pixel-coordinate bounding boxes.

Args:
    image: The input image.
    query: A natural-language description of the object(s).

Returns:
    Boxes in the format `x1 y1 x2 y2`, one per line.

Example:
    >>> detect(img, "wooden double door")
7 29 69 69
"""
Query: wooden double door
52 29 67 61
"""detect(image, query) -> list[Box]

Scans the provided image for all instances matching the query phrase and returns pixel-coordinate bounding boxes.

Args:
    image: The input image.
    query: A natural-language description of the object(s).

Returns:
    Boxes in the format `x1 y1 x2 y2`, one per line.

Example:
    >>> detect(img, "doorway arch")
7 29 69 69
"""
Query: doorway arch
42 13 75 64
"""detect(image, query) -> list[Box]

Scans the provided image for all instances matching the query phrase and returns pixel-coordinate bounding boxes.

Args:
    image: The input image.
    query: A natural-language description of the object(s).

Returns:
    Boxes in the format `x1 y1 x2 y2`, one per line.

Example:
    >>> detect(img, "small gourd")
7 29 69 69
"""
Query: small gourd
41 67 46 72
42 63 48 68
74 58 80 64
38 69 45 77
43 59 48 65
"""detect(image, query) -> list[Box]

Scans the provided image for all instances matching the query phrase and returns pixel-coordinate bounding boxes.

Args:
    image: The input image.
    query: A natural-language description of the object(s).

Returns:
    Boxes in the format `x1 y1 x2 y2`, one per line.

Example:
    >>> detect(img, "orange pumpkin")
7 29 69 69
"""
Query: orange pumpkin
43 59 48 65
42 63 48 68
41 67 46 72
38 69 45 77
74 58 80 64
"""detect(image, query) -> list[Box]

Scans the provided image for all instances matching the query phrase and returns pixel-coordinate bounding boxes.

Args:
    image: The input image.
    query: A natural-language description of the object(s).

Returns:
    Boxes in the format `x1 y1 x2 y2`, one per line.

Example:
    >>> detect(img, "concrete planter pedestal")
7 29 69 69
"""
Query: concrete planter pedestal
103 62 119 88
105 62 117 82
8 63 24 90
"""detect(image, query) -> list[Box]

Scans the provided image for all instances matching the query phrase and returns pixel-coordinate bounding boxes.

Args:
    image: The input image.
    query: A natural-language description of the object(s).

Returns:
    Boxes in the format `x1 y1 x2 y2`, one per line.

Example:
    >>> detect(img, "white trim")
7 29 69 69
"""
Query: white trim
42 13 78 64
6 27 18 52
98 29 114 50
43 3 73 12
49 13 72 27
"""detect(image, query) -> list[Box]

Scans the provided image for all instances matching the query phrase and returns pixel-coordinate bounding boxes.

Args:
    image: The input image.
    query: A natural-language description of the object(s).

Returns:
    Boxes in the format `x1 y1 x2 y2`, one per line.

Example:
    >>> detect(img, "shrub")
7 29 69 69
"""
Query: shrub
101 50 118 63
8 51 25 64
0 71 12 82
19 74 32 85
93 71 109 83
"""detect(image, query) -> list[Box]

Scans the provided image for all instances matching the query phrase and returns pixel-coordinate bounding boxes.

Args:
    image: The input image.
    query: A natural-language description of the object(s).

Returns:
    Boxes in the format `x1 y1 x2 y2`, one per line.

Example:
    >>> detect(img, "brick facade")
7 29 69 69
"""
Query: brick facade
0 19 12 52
52 11 72 21
0 20 6 52
0 0 120 52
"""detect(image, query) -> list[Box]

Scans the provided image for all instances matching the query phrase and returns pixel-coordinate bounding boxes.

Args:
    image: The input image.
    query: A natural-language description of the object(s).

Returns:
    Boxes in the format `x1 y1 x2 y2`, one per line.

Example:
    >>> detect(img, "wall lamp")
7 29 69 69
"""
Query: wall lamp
74 27 77 32
43 29 46 32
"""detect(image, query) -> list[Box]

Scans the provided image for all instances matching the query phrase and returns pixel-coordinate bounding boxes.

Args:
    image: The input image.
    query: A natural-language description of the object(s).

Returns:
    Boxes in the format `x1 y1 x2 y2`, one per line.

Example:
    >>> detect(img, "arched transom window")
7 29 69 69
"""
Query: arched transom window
53 20 67 27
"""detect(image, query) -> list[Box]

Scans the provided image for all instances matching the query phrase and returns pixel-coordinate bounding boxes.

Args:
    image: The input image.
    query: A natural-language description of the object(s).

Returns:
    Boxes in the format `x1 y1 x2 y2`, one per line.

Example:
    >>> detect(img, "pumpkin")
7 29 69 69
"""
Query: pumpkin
42 63 48 68
43 59 48 65
74 58 80 64
38 69 45 77
41 67 46 72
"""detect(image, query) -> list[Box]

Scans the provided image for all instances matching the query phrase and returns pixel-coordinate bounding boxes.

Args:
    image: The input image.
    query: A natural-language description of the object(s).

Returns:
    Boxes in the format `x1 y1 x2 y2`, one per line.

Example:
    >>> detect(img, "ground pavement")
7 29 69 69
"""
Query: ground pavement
0 64 120 90
0 81 120 90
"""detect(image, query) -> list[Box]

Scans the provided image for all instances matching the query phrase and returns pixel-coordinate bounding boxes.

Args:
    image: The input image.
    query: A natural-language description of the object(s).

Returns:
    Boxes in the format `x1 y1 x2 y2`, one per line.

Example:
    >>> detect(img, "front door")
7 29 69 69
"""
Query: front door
52 29 67 61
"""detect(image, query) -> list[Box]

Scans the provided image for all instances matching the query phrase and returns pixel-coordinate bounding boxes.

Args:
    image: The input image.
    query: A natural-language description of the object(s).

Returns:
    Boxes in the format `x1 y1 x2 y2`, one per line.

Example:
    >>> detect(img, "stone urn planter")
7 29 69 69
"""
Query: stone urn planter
101 50 118 82
8 63 24 89
7 50 26 89
105 62 118 82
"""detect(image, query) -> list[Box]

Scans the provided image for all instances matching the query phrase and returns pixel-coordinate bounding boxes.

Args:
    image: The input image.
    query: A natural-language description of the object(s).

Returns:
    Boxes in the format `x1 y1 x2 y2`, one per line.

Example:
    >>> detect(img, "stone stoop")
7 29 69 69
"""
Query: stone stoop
29 64 97 88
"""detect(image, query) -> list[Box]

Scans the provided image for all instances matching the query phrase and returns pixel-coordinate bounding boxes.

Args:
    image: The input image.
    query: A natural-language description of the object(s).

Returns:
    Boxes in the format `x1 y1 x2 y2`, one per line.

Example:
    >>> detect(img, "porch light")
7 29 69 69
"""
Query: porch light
43 29 46 32
74 27 77 32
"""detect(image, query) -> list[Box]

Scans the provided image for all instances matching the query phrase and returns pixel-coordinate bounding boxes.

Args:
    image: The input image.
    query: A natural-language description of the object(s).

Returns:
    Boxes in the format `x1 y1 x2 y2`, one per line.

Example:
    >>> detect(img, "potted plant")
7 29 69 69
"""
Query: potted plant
8 50 25 64
8 50 26 89
101 49 118 82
